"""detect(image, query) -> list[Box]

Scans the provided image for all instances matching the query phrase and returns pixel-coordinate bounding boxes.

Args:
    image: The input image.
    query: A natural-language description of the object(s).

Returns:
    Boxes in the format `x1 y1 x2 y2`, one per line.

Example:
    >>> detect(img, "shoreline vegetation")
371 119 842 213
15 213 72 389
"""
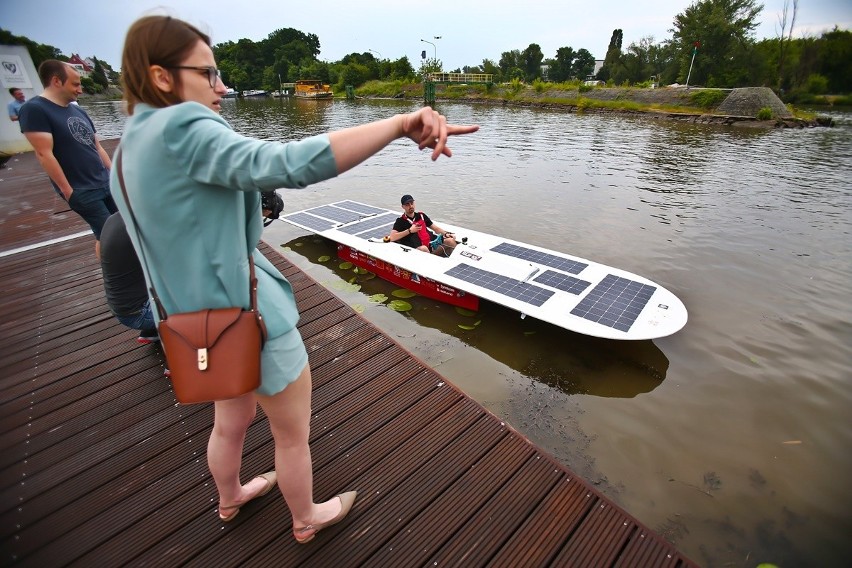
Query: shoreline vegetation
353 80 839 128
78 82 839 128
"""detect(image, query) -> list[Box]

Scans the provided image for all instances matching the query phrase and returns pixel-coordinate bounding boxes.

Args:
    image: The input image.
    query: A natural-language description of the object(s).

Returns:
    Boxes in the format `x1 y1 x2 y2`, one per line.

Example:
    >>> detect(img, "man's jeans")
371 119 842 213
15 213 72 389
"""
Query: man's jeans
67 186 117 239
116 299 155 331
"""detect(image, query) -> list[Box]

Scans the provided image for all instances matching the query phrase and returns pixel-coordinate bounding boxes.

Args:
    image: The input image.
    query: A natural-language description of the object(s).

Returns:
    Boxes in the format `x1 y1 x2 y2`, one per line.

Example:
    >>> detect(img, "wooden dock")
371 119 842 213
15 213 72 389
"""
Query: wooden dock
0 140 697 567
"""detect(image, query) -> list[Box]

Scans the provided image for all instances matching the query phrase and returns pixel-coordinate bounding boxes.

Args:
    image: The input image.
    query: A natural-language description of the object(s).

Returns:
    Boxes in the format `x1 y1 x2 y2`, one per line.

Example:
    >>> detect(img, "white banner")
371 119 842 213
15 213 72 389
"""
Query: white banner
0 54 33 89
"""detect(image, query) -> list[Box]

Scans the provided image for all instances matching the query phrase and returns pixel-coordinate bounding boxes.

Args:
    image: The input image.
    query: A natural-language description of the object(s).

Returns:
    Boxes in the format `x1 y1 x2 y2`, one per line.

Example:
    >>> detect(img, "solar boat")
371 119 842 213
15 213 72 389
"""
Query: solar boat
281 200 688 340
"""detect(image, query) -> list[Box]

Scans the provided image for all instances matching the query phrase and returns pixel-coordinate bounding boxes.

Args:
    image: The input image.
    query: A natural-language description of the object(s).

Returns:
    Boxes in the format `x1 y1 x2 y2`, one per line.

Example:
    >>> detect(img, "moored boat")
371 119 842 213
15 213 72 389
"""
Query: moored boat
282 200 688 340
241 89 268 98
294 80 333 100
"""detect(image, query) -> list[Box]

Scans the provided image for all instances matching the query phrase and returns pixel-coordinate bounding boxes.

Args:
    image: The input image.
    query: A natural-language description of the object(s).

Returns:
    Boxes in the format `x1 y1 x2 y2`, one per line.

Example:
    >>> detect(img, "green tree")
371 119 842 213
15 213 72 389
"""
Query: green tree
598 29 624 81
521 43 544 81
339 62 370 88
419 57 442 76
498 49 521 80
0 28 64 67
618 36 667 85
550 47 576 82
572 48 596 79
299 60 332 82
817 27 852 92
670 0 763 87
91 57 109 89
389 56 415 80
264 28 320 60
480 58 500 81
80 76 101 94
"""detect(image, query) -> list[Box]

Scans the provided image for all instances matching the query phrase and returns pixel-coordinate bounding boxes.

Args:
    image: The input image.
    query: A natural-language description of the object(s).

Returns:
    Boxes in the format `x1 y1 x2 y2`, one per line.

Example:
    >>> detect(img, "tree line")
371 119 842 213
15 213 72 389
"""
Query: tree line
3 0 849 100
0 28 118 94
210 27 416 92
208 0 848 99
468 0 849 99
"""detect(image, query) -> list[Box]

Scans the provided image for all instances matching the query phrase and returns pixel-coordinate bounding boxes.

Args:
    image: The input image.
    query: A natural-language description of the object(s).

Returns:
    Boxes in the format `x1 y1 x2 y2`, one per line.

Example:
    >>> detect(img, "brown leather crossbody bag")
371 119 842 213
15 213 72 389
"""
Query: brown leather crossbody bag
115 149 266 404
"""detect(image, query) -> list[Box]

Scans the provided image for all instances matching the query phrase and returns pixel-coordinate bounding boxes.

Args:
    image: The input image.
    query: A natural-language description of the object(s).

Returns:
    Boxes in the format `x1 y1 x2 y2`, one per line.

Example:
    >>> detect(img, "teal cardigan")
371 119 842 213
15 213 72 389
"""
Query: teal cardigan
110 102 338 338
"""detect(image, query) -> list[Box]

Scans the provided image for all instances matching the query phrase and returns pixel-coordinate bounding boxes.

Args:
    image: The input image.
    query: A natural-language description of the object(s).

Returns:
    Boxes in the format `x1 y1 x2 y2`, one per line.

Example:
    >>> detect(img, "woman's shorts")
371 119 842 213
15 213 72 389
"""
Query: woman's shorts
257 326 308 396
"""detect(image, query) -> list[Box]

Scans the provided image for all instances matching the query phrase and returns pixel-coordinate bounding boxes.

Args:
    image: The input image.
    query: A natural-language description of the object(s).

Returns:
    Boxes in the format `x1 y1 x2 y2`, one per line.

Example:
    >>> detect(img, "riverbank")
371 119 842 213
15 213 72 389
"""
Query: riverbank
78 83 833 128
358 81 834 128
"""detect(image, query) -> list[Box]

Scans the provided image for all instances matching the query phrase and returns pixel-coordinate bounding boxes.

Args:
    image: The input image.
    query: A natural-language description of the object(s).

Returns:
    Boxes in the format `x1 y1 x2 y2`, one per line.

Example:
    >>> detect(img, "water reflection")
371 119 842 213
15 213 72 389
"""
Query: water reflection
284 234 669 399
222 97 336 140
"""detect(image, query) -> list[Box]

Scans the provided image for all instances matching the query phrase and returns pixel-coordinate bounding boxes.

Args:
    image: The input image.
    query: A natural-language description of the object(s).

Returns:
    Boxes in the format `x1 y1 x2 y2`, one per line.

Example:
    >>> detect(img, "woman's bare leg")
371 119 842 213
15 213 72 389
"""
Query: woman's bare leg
208 393 264 509
256 363 342 531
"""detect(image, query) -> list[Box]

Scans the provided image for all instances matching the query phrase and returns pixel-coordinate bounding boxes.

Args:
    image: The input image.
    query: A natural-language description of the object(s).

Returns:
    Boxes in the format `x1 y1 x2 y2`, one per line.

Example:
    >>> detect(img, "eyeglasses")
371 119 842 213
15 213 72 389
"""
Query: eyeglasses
169 66 221 88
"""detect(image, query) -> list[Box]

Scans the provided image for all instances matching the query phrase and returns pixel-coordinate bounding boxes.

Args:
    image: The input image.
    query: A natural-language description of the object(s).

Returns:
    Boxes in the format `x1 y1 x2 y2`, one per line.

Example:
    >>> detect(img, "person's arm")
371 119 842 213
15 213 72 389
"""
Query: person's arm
387 224 419 242
329 106 478 174
428 217 454 238
95 136 112 170
23 131 74 199
429 223 452 237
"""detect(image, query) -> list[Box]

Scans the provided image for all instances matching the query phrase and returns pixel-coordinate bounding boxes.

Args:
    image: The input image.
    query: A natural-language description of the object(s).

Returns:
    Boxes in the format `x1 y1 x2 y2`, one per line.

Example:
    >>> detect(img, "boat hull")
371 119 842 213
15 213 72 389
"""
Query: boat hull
294 93 333 100
337 244 479 310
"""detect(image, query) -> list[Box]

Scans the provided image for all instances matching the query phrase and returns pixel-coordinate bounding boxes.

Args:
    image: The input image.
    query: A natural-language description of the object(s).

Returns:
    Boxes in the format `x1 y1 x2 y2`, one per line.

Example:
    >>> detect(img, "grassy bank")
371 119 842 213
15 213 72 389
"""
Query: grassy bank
353 79 828 123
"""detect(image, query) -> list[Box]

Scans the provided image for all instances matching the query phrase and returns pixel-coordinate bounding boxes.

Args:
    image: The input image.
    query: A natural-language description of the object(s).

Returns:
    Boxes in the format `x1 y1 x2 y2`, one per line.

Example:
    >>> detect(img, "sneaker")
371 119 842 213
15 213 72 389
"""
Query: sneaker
137 329 160 344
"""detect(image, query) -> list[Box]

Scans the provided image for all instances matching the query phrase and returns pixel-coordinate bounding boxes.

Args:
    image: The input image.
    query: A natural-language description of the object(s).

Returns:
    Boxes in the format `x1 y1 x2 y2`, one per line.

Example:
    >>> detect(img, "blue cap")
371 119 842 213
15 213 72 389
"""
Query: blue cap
401 194 414 205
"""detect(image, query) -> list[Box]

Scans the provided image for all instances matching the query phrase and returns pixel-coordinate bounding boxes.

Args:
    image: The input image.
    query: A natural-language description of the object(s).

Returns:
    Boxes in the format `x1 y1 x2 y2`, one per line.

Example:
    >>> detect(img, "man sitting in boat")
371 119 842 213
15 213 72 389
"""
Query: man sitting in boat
386 194 457 256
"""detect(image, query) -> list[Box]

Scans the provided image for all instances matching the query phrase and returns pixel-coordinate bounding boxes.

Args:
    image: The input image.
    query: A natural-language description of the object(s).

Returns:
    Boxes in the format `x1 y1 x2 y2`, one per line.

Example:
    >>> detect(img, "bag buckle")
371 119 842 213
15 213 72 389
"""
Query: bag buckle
197 348 208 371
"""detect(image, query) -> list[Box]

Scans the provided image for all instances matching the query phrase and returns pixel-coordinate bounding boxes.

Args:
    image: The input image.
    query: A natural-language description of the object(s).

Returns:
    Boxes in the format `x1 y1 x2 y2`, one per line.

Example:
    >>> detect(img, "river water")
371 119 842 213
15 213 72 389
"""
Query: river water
85 97 851 567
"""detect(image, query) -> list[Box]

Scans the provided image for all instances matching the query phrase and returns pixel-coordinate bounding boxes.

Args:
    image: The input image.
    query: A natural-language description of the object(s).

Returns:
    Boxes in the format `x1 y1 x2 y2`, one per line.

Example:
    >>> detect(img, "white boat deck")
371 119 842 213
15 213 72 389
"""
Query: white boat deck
282 201 687 340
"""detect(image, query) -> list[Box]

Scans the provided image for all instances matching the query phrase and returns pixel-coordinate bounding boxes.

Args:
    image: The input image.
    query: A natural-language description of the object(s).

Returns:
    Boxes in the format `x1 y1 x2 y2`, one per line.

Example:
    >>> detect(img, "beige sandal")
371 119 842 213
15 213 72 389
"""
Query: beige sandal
293 491 358 543
218 470 277 522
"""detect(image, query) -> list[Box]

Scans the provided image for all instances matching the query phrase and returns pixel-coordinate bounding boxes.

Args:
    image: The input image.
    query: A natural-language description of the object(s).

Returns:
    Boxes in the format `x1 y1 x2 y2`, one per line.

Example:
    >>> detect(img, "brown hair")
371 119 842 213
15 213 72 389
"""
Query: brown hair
37 60 69 87
121 15 211 114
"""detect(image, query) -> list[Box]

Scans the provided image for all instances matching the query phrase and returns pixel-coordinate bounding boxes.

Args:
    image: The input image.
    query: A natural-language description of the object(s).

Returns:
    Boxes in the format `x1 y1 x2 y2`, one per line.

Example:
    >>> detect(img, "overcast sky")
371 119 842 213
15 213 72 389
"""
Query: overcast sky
4 0 849 71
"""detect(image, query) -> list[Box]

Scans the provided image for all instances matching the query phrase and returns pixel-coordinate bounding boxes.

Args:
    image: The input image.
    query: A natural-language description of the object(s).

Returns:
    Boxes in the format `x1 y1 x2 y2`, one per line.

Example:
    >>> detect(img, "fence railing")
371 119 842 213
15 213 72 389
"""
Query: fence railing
425 73 494 84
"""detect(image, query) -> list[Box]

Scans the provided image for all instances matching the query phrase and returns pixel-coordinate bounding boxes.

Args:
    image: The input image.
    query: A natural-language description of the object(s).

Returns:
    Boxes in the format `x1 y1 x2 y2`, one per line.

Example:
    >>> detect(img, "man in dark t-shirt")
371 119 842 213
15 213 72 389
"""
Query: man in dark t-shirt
100 213 158 344
388 194 457 256
19 60 116 256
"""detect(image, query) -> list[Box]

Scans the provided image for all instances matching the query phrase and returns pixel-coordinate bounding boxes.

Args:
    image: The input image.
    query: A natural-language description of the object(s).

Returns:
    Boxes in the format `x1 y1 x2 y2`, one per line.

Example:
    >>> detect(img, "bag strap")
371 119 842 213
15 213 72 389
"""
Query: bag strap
114 148 260 321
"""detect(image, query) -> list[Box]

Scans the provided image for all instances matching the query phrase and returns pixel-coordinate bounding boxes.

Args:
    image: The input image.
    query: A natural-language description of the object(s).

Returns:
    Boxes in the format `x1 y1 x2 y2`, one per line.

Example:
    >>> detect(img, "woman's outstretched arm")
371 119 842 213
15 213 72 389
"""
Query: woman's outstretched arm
328 106 479 174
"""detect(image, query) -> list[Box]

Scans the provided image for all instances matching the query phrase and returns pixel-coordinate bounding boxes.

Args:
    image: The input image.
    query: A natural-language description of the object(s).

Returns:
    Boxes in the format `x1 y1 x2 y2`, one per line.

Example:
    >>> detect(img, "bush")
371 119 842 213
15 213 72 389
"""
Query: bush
532 78 547 93
804 74 829 95
756 107 773 120
689 89 727 109
578 83 593 93
80 76 102 95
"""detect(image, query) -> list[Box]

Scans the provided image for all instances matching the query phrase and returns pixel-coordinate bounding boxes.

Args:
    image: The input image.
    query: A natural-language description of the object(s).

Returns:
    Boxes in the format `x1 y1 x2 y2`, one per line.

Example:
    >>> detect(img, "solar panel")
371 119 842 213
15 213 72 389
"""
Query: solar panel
281 211 336 232
305 205 363 224
570 274 656 332
333 201 386 216
445 264 554 307
337 212 398 236
491 242 588 274
533 270 591 295
357 226 394 240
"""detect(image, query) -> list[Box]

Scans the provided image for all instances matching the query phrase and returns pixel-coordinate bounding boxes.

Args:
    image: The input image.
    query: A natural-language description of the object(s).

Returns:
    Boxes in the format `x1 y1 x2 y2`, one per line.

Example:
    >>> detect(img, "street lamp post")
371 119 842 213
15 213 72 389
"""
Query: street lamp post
420 38 436 61
368 49 382 58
